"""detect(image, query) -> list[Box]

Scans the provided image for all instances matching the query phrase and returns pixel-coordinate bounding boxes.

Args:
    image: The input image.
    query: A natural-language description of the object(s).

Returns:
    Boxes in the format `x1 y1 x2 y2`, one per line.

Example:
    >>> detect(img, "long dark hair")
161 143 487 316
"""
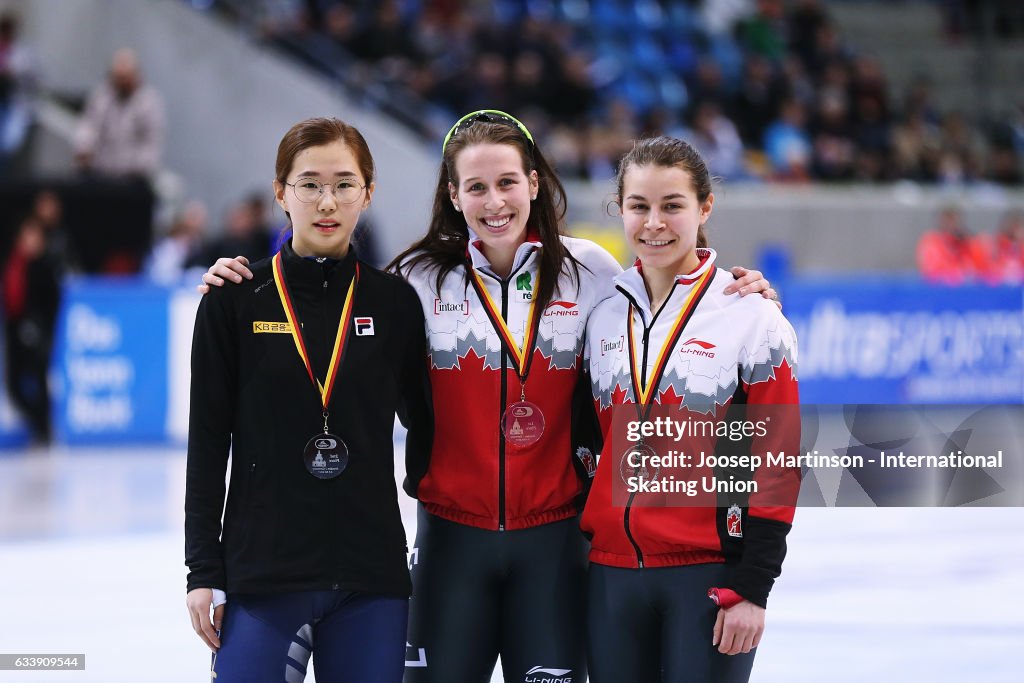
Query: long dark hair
389 120 583 310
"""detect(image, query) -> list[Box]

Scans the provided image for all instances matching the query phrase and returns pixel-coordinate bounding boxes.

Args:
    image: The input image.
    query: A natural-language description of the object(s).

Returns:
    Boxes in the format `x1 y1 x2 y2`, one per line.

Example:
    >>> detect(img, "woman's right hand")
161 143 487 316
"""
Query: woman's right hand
185 587 224 651
196 256 253 294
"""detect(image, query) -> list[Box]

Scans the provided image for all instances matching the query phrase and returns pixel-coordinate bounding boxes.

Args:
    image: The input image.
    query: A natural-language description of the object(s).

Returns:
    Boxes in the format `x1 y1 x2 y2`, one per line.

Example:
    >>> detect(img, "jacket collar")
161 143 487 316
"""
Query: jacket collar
465 226 543 278
280 238 357 283
614 248 717 319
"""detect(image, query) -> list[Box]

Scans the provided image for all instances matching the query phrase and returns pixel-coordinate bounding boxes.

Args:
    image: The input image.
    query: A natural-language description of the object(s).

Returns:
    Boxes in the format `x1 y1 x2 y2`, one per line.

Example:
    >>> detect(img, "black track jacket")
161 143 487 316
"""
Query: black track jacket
185 241 432 597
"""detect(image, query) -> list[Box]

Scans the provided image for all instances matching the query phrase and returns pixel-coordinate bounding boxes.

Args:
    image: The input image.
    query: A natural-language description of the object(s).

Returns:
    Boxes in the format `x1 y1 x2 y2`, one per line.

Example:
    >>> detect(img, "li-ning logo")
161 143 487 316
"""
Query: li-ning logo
434 298 469 315
600 336 624 355
524 667 572 683
405 643 427 668
680 337 716 358
544 301 579 317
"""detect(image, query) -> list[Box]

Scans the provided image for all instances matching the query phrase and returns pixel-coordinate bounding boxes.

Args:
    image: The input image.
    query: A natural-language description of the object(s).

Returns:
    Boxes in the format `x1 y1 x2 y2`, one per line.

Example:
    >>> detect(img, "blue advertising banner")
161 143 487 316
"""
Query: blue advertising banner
784 280 1023 404
52 278 171 444
6 276 1018 449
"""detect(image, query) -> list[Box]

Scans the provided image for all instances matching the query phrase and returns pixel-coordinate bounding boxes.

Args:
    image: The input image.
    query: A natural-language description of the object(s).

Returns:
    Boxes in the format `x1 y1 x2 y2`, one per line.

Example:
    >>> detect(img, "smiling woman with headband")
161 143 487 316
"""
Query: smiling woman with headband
391 109 619 682
199 109 777 683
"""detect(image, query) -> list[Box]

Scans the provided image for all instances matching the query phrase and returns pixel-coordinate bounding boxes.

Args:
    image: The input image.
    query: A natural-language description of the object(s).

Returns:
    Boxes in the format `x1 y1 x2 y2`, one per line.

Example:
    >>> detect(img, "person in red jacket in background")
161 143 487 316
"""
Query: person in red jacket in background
975 209 1024 285
2 214 61 444
916 205 989 284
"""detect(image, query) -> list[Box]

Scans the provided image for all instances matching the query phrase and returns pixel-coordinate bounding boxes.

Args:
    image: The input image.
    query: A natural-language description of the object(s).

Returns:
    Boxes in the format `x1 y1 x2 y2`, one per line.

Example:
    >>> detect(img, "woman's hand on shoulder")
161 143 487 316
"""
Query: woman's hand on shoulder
196 256 253 295
725 266 781 310
712 599 765 655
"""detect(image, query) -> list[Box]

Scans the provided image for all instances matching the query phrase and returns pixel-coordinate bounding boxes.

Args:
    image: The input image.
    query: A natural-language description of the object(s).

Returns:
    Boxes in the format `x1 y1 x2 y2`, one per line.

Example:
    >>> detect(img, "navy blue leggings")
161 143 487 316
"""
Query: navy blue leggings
587 564 756 683
211 590 408 683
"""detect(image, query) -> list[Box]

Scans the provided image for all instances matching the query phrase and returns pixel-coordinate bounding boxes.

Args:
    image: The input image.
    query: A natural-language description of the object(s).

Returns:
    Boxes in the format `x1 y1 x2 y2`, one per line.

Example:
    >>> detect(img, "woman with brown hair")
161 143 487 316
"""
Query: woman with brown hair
185 117 432 682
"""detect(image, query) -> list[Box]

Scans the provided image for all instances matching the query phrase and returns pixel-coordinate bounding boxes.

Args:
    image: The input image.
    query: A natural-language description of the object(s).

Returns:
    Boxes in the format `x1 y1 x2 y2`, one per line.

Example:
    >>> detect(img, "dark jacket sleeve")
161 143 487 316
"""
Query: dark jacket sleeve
184 288 238 592
570 363 603 509
731 516 790 608
394 283 434 499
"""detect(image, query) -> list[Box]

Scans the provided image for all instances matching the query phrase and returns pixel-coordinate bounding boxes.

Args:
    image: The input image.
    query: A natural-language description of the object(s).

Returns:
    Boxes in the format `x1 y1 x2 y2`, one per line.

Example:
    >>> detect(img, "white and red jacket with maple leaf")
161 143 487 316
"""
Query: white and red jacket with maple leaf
582 249 800 607
403 231 621 531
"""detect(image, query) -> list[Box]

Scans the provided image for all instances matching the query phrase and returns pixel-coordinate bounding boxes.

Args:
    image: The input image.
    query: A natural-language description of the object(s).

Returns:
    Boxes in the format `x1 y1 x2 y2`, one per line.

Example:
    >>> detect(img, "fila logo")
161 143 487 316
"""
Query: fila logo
600 336 624 355
355 317 375 336
434 298 469 315
253 321 293 334
680 337 716 358
524 666 572 683
544 301 579 317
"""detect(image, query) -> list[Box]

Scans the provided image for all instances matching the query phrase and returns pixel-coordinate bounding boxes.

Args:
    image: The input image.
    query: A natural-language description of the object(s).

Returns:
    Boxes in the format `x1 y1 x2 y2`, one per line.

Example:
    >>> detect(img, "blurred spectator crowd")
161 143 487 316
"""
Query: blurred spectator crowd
226 0 1024 185
917 205 1024 285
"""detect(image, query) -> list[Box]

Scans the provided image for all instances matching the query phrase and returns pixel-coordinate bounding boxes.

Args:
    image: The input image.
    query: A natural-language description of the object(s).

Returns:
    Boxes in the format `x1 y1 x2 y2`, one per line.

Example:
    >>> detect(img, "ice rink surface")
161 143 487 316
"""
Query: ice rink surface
1 445 1021 683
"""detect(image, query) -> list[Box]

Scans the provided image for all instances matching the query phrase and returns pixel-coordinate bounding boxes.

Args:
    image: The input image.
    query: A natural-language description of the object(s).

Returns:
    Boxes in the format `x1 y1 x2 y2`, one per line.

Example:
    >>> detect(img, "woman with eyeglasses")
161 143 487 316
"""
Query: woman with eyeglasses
201 110 776 682
185 117 432 683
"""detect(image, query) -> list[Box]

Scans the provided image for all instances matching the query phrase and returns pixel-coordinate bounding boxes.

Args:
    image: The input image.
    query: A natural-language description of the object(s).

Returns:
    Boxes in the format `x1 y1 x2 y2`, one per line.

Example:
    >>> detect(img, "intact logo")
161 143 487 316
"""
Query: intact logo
680 337 716 358
355 317 375 336
524 666 572 683
576 447 597 478
726 504 743 538
544 301 579 317
600 336 624 355
434 298 470 315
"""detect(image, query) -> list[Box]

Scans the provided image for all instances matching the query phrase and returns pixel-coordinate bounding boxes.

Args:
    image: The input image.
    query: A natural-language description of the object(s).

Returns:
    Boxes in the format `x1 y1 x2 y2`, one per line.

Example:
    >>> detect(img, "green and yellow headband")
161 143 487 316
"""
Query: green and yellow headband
442 109 535 153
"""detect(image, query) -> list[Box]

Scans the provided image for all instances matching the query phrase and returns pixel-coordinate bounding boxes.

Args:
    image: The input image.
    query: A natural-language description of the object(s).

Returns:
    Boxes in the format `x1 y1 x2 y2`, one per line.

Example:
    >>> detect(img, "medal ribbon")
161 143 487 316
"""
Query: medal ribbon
627 266 715 420
469 268 542 384
271 251 359 410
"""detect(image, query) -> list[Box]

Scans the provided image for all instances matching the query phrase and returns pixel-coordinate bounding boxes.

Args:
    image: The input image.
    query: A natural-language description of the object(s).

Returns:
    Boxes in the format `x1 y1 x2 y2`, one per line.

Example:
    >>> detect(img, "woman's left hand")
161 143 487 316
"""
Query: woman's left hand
725 267 781 310
712 599 765 655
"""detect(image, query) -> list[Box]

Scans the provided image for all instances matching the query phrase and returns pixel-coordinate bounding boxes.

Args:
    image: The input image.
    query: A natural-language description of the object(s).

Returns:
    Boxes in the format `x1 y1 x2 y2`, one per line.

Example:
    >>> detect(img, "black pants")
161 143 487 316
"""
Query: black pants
587 564 756 683
405 506 587 683
4 322 51 442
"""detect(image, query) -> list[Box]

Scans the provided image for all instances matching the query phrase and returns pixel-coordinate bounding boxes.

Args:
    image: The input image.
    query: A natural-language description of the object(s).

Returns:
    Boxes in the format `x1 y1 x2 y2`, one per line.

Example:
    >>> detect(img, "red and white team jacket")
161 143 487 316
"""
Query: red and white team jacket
581 249 799 607
403 230 622 531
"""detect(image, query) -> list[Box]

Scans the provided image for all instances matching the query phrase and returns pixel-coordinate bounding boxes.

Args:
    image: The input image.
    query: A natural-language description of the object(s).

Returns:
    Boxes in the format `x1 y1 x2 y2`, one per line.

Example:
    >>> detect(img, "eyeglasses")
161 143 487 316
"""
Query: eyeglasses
285 177 367 204
442 109 535 153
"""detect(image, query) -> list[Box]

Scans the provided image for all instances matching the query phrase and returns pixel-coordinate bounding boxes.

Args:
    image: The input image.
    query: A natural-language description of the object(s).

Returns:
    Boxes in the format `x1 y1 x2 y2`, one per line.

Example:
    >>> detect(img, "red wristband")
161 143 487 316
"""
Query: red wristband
708 587 743 609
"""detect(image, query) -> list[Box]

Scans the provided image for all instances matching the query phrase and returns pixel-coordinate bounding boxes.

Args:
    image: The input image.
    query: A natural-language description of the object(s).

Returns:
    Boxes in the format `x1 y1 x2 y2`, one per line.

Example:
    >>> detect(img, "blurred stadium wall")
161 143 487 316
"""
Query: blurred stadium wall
0 0 1020 447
